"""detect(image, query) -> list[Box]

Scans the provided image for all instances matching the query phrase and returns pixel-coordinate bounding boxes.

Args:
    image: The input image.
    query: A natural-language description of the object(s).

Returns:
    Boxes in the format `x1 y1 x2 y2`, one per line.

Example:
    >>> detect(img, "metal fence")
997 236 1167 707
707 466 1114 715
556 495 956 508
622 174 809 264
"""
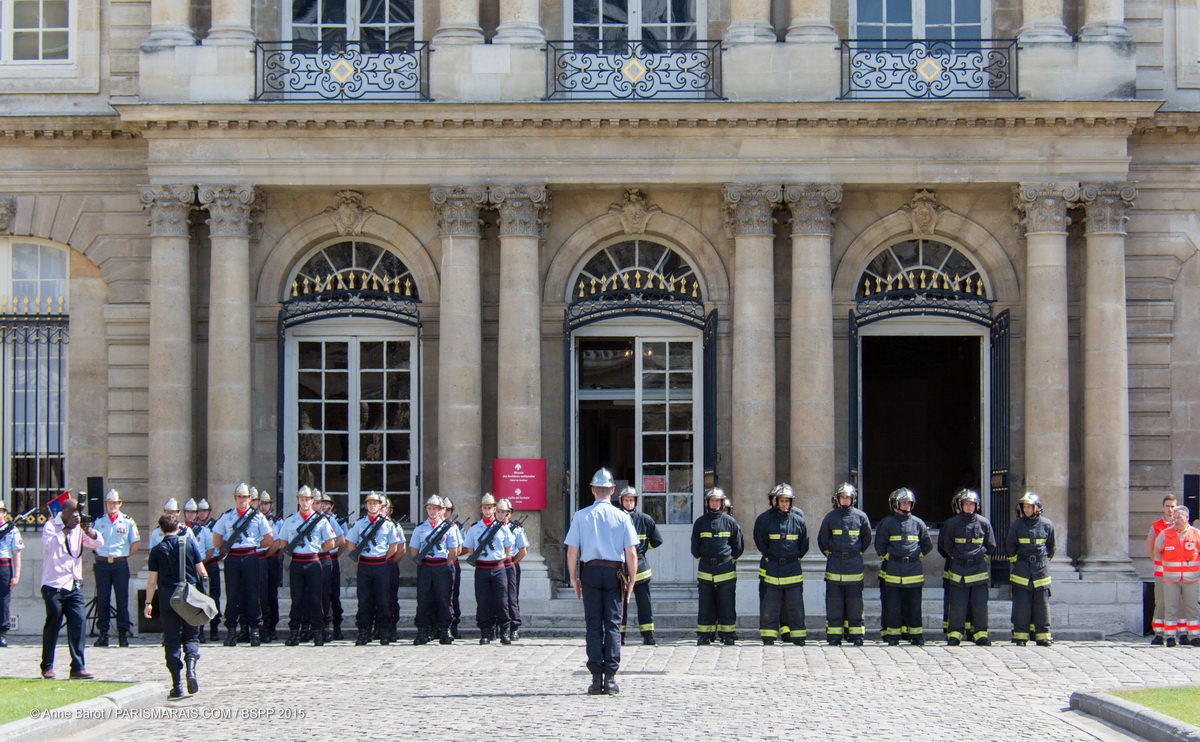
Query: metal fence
546 39 723 101
255 40 430 102
840 39 1018 99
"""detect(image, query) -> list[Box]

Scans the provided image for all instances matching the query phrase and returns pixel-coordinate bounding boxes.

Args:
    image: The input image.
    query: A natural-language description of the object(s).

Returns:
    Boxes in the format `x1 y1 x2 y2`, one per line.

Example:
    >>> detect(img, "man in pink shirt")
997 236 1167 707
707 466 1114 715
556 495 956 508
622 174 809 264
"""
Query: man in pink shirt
40 497 103 679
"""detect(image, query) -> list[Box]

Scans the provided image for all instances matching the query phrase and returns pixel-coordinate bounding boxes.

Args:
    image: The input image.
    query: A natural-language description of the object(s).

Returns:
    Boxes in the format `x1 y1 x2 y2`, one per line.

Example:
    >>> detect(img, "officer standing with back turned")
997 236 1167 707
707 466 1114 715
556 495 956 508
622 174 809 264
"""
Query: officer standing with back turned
566 468 638 696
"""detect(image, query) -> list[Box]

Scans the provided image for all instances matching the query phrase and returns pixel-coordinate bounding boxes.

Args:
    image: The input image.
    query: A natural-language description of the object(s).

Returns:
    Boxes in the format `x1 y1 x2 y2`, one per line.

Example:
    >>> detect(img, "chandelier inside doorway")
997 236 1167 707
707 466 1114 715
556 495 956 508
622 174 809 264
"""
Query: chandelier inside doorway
855 238 992 325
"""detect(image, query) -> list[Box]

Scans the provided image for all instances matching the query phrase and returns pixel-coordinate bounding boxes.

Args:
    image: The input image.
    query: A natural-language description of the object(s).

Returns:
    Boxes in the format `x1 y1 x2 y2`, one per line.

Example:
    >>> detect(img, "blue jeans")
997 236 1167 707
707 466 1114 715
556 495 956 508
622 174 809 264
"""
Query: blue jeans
41 584 87 672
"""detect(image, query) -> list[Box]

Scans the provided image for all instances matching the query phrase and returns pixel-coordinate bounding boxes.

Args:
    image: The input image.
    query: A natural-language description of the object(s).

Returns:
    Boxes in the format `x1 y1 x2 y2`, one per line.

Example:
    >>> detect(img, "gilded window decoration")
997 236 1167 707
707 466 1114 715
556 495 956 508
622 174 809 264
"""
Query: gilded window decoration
855 238 992 324
283 240 420 328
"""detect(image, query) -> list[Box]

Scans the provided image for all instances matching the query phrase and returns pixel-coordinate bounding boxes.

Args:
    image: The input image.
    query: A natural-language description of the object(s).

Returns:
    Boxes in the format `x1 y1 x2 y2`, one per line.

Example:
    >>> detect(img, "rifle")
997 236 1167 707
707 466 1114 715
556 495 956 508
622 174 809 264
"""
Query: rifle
0 507 37 540
509 514 529 532
348 514 396 563
412 517 463 563
465 519 506 568
282 511 329 558
217 508 259 558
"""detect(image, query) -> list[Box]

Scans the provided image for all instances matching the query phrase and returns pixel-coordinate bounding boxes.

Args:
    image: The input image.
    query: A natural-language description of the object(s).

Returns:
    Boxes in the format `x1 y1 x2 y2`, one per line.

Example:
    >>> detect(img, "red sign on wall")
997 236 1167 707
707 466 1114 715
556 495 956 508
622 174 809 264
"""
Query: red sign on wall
492 459 547 510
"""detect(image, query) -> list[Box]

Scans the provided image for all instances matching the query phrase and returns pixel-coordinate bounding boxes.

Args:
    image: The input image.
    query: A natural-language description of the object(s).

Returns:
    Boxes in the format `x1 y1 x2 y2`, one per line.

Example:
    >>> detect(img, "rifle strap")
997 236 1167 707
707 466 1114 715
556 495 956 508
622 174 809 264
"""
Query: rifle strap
416 519 454 561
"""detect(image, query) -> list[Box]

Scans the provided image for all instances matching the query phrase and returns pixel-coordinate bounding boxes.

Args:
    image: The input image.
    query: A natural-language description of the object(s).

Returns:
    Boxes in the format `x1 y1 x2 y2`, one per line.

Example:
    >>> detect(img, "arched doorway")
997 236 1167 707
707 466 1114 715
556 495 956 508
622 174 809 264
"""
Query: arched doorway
564 238 716 583
848 237 1011 577
278 239 424 522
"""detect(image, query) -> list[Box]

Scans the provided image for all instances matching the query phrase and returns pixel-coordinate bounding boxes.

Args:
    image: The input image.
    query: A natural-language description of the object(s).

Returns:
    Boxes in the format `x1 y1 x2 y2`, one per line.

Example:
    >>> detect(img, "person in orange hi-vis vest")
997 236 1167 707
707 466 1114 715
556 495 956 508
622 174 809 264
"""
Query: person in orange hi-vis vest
1153 505 1200 647
1146 494 1178 645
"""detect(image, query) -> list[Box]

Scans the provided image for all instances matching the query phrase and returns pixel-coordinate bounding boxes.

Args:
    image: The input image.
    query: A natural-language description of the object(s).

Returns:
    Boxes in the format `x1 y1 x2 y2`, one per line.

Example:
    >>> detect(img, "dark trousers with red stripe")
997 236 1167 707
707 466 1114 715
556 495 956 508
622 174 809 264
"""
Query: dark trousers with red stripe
330 557 343 627
93 560 132 635
415 561 452 630
388 560 401 630
263 555 282 631
356 560 391 634
318 555 332 628
205 562 222 633
224 553 262 629
449 561 462 627
474 563 510 632
288 558 322 632
506 563 522 628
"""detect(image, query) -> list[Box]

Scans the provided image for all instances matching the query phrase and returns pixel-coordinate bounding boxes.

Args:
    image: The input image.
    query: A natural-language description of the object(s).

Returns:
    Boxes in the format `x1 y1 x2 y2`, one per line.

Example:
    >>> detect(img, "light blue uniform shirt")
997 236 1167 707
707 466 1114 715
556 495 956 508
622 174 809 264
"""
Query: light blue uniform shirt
0 525 24 559
93 513 140 557
565 499 639 562
410 519 462 560
148 527 165 551
213 508 273 549
508 522 530 551
186 522 213 561
464 519 514 562
346 516 404 559
277 512 337 555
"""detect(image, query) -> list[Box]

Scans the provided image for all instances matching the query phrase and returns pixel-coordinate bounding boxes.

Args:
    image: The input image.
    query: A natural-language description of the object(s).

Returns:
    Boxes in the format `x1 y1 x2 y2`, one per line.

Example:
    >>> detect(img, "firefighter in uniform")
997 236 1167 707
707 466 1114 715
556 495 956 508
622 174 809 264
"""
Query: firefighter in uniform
496 499 527 642
818 483 871 646
148 498 182 550
940 488 996 646
182 499 213 643
752 484 806 646
463 493 515 644
444 499 464 639
275 485 335 646
347 491 405 645
91 489 141 648
618 486 663 645
0 497 25 648
1147 494 1178 644
1152 504 1200 647
692 487 744 645
1006 492 1055 646
256 491 282 643
874 487 934 645
196 499 222 641
381 499 404 640
212 483 274 646
410 495 461 645
318 492 348 640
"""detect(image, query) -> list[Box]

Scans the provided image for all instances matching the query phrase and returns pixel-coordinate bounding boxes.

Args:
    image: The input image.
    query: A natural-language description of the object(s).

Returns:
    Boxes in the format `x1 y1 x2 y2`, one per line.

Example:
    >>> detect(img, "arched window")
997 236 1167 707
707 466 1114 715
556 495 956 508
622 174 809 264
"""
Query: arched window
0 238 69 518
857 238 989 299
571 239 703 301
287 239 420 300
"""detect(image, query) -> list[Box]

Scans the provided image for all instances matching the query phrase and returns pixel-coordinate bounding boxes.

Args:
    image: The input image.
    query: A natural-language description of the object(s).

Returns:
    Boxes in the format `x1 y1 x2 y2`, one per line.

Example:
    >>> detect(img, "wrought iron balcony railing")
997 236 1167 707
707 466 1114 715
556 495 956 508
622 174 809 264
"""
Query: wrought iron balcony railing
546 39 723 101
840 39 1018 100
255 40 430 102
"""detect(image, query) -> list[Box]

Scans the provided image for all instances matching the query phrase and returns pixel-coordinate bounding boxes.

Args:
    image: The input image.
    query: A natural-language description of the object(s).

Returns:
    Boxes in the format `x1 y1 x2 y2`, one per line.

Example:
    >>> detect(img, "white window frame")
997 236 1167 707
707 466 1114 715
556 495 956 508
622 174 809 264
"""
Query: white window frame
563 0 708 41
284 0 422 42
0 0 99 92
849 0 990 39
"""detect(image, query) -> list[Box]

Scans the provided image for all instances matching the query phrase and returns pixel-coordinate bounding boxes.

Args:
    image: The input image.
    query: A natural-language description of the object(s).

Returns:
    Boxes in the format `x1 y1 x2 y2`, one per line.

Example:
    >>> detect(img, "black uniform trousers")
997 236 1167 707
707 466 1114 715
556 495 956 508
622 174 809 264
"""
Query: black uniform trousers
622 578 653 633
330 557 344 626
388 559 401 630
160 600 200 673
879 568 892 635
41 583 87 672
223 552 262 629
355 558 391 634
449 561 462 627
288 557 323 632
759 583 803 638
93 559 132 635
825 581 864 637
1011 587 1051 641
261 554 282 631
318 554 332 628
884 584 924 638
946 581 989 640
474 562 510 631
505 563 521 629
205 561 222 632
415 560 452 630
582 563 623 675
0 562 12 633
698 561 737 636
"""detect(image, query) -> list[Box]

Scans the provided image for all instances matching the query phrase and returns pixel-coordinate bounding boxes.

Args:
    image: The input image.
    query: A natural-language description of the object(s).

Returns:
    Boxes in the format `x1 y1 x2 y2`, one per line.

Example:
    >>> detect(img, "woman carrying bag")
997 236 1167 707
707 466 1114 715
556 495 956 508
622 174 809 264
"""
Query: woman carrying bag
144 513 209 698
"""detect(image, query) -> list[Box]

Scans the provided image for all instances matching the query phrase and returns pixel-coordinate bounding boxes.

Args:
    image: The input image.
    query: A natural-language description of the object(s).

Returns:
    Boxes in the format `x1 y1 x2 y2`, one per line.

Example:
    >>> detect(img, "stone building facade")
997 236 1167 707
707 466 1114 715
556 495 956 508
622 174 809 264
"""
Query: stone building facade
2 0 1198 632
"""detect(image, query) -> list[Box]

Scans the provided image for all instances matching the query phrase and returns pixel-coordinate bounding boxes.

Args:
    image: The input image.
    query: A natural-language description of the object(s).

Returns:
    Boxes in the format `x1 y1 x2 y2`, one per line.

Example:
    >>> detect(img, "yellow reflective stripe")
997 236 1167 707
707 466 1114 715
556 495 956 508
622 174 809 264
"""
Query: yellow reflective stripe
700 532 713 538
768 534 781 539
635 568 652 581
1010 574 1030 586
954 538 968 543
899 574 924 584
1034 539 1047 544
963 572 989 584
716 532 732 538
889 535 903 541
697 624 716 632
717 624 737 632
639 622 654 631
1032 576 1051 588
759 570 804 585
1017 538 1031 544
824 572 865 582
637 534 648 540
760 629 780 637
831 529 844 534
784 534 799 540
710 571 737 583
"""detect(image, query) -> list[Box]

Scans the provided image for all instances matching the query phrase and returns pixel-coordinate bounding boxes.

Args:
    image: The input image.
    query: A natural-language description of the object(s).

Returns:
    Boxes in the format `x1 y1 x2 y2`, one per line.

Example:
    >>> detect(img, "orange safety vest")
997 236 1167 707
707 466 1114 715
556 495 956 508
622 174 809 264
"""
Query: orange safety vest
1160 526 1200 583
1151 518 1170 578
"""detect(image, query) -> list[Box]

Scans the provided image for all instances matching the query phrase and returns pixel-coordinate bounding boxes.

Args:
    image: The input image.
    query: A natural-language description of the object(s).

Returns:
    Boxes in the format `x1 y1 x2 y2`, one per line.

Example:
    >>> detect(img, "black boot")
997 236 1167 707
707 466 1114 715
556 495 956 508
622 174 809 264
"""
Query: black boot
587 673 606 695
185 657 199 694
258 627 270 644
332 623 344 641
722 634 736 646
480 627 492 645
642 631 655 646
168 669 184 699
380 627 392 646
697 633 712 646
223 626 238 647
285 629 300 647
414 627 429 646
439 627 454 645
510 627 520 641
313 628 324 646
0 633 7 648
322 627 333 643
237 626 251 643
451 622 461 640
250 628 262 647
604 674 620 695
499 625 512 645
94 633 109 648
209 626 220 642
118 631 130 648
355 628 370 646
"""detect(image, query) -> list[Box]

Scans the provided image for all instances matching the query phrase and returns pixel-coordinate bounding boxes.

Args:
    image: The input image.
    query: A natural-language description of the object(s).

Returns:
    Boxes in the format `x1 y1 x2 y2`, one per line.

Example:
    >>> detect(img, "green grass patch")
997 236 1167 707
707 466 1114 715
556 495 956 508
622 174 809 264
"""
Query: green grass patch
1109 686 1200 727
0 677 138 726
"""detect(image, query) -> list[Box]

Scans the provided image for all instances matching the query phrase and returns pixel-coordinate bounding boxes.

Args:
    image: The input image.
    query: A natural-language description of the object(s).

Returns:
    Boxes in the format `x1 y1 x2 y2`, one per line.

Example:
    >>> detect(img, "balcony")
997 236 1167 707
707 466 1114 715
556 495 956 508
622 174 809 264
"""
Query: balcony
840 39 1018 100
545 39 723 101
254 40 431 102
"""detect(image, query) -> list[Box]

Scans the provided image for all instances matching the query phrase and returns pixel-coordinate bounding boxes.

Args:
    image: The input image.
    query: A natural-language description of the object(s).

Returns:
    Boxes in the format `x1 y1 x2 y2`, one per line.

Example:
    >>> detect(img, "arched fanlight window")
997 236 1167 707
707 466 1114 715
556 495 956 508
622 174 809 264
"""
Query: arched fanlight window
857 238 988 300
288 240 419 301
572 239 703 301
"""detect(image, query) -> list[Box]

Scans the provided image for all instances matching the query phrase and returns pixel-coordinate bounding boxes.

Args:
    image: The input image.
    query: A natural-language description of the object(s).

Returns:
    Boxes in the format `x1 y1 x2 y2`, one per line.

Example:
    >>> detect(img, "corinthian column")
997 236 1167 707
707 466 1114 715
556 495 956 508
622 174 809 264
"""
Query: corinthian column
785 184 840 524
1078 183 1138 578
725 184 782 511
140 185 196 516
199 185 256 509
787 0 837 41
1081 0 1132 41
726 0 775 43
431 186 488 503
495 0 545 44
433 0 485 44
1016 183 1078 575
205 0 254 45
1018 0 1070 42
141 0 196 49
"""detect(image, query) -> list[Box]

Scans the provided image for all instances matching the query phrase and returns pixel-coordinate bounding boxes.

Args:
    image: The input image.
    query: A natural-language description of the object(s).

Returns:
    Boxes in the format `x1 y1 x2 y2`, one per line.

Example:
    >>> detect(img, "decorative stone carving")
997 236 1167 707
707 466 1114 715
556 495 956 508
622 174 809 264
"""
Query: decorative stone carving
723 184 783 237
784 184 842 236
490 185 549 238
608 188 661 235
0 196 15 234
138 185 195 238
898 189 946 236
1014 183 1079 235
324 190 376 237
430 186 488 237
1080 182 1137 235
198 185 258 237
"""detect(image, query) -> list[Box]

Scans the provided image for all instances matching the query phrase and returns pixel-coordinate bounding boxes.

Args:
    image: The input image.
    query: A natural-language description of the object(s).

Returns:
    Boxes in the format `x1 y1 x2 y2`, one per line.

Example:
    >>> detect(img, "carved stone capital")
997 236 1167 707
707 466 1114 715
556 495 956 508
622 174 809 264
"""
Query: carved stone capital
0 196 16 234
608 188 662 235
1014 183 1079 235
1080 182 1136 235
138 185 195 238
489 185 549 238
198 185 257 238
784 184 842 236
324 190 376 237
430 186 488 238
723 184 783 237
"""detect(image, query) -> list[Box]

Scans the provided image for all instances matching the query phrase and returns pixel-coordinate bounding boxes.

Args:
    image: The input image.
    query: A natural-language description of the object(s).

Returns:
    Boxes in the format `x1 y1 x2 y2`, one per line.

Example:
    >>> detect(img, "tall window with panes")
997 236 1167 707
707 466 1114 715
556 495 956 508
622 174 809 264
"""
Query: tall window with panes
566 0 704 51
854 0 983 41
1 0 70 63
288 0 417 50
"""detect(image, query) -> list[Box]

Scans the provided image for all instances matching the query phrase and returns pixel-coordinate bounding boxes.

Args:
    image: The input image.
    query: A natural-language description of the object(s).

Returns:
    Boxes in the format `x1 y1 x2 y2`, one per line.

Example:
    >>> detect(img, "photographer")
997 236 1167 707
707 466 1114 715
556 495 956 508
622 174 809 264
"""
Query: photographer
40 496 103 679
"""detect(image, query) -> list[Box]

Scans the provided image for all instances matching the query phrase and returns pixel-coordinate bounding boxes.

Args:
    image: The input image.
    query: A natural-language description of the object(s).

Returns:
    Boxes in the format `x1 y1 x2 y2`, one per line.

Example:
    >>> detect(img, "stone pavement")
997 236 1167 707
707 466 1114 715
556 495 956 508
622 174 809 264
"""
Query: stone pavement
5 634 1199 741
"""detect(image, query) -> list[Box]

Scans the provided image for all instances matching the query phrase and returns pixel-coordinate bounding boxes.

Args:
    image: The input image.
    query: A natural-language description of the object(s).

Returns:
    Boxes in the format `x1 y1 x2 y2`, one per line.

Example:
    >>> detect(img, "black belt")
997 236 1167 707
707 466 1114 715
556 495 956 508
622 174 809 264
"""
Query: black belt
291 554 320 562
229 548 256 556
896 557 916 564
97 556 128 563
358 556 389 565
584 560 623 568
835 552 854 559
1026 555 1046 562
